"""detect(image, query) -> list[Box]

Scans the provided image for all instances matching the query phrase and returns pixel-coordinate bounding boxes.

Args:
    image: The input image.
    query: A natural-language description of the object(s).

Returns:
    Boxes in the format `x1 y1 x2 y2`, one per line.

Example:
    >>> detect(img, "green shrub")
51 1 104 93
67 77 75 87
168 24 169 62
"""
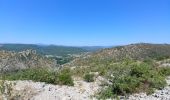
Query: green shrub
98 61 168 98
58 68 74 86
99 69 107 76
130 63 150 77
97 87 116 99
58 73 74 86
146 88 155 95
112 76 140 95
159 67 170 76
1 68 74 86
2 68 58 84
84 73 94 82
70 58 170 99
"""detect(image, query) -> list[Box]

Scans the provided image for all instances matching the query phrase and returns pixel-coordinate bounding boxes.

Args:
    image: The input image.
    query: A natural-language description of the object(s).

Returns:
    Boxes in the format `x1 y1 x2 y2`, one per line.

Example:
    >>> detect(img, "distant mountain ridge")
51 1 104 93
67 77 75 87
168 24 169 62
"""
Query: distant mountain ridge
78 46 110 52
0 44 88 56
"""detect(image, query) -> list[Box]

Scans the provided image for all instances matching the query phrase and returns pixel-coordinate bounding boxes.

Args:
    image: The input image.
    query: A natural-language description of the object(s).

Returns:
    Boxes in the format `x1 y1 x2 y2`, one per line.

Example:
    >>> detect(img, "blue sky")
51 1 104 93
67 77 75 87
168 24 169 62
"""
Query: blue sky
0 0 169 46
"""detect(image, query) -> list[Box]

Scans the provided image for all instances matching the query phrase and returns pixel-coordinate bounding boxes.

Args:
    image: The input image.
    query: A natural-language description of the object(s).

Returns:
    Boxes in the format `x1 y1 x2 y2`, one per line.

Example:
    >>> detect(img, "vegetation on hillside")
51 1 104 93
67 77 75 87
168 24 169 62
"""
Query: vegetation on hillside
1 43 170 99
51 56 74 65
0 68 74 86
71 59 170 99
84 73 95 82
71 43 170 67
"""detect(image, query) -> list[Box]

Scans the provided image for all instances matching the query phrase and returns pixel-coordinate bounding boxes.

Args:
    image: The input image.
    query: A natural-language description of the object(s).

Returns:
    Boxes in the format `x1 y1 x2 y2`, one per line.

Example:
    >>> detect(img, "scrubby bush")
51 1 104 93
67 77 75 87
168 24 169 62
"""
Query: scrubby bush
97 61 170 99
146 88 155 95
1 68 74 86
1 68 58 84
159 67 170 76
84 73 94 82
97 87 116 99
112 76 140 95
58 68 74 86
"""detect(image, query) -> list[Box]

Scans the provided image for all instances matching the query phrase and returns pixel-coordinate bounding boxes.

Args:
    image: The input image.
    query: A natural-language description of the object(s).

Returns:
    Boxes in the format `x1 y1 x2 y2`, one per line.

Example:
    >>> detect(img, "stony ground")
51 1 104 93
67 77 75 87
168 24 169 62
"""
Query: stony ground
10 76 104 100
2 76 170 100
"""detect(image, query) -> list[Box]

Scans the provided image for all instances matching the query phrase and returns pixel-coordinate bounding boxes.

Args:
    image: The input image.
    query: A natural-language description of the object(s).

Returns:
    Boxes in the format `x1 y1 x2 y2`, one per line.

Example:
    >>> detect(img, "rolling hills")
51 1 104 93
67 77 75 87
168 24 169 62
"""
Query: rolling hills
0 44 88 56
65 43 170 99
1 43 170 100
70 43 170 67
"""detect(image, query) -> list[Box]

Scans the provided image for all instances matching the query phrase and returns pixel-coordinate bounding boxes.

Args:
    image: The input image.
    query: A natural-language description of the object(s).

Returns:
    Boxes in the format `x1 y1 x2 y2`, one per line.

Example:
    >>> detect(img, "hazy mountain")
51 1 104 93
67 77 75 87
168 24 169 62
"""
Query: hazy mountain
0 44 88 56
79 46 111 52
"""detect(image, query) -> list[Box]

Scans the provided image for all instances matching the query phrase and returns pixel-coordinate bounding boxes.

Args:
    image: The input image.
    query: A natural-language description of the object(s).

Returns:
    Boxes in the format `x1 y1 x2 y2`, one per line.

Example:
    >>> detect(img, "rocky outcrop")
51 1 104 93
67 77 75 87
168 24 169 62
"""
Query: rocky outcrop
0 50 57 73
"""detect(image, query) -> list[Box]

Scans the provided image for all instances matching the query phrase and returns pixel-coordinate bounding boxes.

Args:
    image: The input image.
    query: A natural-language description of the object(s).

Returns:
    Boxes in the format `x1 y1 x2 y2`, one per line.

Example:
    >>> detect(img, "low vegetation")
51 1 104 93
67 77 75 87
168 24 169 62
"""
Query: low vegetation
0 68 74 86
84 73 95 82
97 60 170 99
58 68 74 86
1 43 170 99
71 58 170 99
159 67 170 76
5 59 169 98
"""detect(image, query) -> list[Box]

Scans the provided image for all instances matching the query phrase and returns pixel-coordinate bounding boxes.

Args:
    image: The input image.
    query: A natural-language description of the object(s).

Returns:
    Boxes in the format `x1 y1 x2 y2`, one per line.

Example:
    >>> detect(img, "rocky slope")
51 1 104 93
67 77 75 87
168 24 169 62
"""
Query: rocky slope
96 43 170 60
0 50 57 72
69 43 170 67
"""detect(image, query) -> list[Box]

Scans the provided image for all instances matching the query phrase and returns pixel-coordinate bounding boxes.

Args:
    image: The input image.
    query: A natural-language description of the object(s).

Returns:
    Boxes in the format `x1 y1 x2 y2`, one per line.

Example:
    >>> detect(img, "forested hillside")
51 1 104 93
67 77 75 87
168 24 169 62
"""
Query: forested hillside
0 44 88 56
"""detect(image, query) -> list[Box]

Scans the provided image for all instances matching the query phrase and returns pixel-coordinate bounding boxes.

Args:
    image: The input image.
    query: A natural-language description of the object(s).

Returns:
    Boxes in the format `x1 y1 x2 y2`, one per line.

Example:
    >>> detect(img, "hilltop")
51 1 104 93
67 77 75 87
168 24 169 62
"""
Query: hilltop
97 43 170 60
70 43 170 67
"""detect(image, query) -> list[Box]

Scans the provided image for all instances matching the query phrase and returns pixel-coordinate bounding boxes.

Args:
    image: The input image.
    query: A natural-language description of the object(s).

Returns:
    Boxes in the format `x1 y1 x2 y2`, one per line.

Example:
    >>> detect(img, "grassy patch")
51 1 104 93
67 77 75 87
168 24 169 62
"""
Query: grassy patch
84 73 94 82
